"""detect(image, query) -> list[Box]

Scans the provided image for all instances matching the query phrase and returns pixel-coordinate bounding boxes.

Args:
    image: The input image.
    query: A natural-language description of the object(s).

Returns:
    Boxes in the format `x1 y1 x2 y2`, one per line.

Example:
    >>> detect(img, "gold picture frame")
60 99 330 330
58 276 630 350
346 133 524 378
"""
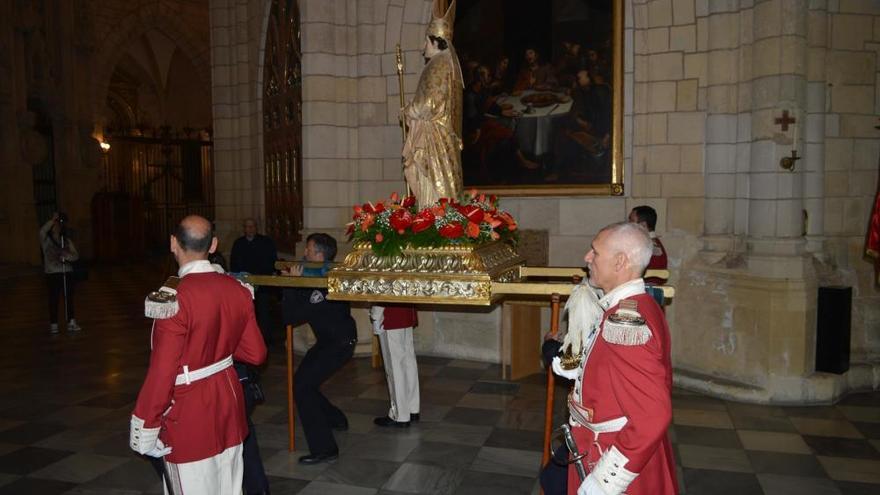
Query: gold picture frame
455 0 624 196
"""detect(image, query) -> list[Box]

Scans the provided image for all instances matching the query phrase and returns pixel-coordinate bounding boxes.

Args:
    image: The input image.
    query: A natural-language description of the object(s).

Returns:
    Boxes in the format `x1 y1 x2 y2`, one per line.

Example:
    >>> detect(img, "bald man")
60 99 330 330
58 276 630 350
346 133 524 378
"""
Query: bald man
131 215 267 495
549 222 677 495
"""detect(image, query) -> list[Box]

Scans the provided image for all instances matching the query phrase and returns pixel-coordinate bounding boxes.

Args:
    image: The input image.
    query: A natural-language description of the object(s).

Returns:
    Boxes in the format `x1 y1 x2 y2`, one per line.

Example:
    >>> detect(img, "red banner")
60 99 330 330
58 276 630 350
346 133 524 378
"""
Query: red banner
867 172 880 285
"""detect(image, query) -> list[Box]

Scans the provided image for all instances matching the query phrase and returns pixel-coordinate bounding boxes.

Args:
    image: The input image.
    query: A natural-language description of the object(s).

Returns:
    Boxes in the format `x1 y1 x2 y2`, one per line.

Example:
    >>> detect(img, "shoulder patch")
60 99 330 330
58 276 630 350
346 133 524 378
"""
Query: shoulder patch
309 290 325 304
602 299 652 346
145 276 180 319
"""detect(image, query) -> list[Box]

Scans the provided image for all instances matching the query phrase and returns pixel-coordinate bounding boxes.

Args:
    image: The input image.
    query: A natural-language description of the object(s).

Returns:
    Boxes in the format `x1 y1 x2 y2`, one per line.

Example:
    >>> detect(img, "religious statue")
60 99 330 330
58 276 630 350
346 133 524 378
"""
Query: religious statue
401 0 464 208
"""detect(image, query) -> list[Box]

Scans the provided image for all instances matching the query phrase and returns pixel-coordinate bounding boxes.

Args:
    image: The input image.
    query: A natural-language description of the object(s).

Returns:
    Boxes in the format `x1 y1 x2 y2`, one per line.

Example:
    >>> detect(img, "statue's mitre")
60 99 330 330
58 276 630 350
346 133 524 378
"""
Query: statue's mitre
426 0 456 42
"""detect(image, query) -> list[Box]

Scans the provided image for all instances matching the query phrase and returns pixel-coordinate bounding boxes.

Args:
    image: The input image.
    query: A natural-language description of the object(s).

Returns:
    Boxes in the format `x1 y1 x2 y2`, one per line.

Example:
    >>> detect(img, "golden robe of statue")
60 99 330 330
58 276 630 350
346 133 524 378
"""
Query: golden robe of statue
402 49 463 208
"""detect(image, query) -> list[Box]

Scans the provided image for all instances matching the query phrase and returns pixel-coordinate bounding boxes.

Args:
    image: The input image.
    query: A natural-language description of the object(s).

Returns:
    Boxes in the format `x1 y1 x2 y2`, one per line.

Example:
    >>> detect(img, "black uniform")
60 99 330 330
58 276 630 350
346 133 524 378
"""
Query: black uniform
282 286 357 455
235 362 269 494
230 234 278 346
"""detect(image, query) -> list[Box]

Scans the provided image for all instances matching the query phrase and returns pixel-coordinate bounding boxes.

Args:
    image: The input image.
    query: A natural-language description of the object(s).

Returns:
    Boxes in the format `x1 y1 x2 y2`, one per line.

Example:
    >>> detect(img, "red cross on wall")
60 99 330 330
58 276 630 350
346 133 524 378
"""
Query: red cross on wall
775 110 796 131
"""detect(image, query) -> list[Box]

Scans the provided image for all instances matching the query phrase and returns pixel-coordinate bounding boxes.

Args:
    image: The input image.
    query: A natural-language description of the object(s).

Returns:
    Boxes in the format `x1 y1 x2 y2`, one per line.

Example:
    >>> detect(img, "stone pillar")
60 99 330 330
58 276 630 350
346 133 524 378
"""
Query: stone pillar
209 0 266 245
745 0 808 259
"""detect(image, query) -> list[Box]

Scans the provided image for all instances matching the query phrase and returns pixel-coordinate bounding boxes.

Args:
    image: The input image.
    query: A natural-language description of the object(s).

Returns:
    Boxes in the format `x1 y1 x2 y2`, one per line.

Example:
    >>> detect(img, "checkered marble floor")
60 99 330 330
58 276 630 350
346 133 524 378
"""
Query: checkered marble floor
0 262 878 494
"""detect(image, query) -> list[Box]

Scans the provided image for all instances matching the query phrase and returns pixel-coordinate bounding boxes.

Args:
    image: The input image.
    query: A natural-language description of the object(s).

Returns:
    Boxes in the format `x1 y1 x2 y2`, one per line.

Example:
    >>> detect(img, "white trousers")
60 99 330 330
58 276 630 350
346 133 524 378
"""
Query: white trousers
378 327 420 421
164 443 243 495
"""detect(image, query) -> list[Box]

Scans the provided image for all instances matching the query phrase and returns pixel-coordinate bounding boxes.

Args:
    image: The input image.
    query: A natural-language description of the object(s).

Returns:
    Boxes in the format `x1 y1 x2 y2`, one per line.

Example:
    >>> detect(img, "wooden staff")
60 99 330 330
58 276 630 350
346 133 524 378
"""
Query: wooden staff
396 44 412 197
542 293 562 469
286 324 296 452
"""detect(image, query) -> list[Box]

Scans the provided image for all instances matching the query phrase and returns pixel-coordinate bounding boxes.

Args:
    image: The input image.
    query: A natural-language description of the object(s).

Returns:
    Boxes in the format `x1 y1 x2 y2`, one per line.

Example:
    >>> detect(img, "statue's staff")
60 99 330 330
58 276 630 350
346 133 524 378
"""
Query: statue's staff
395 43 412 197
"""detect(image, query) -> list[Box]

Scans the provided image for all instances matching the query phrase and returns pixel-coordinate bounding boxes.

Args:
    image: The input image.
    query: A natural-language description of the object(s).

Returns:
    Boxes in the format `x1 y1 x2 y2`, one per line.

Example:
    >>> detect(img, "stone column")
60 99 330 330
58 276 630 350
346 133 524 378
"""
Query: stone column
745 0 808 260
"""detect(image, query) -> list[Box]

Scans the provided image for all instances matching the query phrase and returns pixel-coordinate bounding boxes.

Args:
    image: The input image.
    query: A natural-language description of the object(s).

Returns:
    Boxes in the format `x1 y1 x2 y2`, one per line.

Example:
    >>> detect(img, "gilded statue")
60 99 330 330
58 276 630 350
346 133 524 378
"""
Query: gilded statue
401 0 464 208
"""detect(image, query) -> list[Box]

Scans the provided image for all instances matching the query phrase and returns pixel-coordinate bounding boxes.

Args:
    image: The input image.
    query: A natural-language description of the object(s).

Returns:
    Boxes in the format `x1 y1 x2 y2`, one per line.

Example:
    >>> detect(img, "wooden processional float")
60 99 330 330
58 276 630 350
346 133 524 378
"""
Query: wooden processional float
243 241 674 472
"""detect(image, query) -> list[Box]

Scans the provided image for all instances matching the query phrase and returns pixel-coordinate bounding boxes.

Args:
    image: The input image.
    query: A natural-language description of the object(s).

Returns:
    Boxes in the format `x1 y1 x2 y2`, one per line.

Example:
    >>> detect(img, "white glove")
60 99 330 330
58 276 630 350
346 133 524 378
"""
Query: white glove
578 445 637 495
143 438 173 458
577 473 606 495
130 415 161 455
370 306 385 336
551 356 580 380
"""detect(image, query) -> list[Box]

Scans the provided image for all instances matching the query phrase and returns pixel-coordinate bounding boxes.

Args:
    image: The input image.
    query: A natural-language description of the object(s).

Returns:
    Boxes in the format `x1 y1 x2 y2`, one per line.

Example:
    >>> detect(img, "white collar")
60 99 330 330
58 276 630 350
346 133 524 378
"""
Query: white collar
598 278 645 310
178 259 225 277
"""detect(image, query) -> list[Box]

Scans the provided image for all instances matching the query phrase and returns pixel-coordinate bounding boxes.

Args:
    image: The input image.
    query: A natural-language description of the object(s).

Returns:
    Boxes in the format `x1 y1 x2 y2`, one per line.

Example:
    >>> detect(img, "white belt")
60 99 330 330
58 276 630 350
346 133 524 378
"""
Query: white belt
583 416 628 434
175 355 233 386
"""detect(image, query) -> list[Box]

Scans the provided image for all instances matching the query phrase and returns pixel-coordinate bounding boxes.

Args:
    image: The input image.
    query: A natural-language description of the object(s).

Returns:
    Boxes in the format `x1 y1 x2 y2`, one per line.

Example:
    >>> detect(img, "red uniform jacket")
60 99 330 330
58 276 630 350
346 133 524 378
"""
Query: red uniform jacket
568 293 677 495
133 272 267 463
645 235 668 285
382 305 418 330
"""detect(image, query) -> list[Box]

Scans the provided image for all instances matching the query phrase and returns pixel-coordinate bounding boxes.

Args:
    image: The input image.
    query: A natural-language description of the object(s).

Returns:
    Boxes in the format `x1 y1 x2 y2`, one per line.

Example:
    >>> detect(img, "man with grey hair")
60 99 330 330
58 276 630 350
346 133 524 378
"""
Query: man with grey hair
546 222 677 495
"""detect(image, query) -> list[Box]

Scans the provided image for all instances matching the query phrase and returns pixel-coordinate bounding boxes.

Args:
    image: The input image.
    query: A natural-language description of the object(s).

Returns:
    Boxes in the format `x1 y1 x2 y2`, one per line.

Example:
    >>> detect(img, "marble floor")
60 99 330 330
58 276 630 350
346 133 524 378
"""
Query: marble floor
0 262 879 495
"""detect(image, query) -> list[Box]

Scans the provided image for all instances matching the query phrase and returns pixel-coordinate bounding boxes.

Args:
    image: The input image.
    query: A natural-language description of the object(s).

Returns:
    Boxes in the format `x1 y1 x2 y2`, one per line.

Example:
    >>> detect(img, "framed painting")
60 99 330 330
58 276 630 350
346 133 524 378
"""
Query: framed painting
454 0 624 195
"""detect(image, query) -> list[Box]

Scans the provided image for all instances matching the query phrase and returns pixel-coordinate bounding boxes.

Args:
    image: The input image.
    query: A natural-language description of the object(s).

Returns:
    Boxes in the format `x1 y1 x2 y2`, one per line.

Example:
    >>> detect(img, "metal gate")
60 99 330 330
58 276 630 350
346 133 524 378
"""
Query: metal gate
101 126 214 251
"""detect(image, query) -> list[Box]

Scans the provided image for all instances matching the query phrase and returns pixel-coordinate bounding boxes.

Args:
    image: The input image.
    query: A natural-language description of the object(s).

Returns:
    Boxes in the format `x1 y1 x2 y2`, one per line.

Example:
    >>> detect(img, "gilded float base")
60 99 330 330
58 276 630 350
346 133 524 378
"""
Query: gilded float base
327 241 525 305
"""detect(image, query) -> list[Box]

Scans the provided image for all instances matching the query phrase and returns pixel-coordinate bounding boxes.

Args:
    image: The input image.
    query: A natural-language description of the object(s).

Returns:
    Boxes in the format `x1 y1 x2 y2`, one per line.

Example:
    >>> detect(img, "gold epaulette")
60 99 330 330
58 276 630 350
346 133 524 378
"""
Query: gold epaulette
602 299 651 346
145 276 180 319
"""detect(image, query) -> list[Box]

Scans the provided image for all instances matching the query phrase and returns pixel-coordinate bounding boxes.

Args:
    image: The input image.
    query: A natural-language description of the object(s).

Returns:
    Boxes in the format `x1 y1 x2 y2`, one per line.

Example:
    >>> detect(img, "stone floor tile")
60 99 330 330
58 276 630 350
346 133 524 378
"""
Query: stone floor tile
837 406 880 424
681 468 763 495
316 457 401 488
790 418 865 439
442 407 502 427
484 428 544 452
0 446 74 475
262 450 331 480
730 414 799 433
469 446 542 477
677 444 753 473
297 480 378 494
404 441 480 468
0 477 77 495
835 479 880 494
737 430 812 454
382 462 463 494
817 456 880 484
675 425 743 449
454 469 536 495
673 408 735 429
29 452 128 484
756 473 842 495
746 450 827 477
421 422 493 447
344 434 420 462
803 436 880 459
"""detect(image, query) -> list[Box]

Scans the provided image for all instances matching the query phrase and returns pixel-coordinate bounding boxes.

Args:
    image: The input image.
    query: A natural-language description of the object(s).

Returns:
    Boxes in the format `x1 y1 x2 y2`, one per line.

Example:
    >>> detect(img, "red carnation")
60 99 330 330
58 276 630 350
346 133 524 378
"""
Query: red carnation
411 210 435 233
401 195 416 208
375 232 384 243
438 222 464 239
389 209 414 234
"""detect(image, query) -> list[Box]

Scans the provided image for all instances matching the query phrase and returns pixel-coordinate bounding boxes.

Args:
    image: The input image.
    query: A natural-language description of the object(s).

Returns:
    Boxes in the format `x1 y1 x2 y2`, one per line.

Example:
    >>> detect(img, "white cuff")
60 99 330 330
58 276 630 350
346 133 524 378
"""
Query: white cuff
583 445 637 495
551 356 580 380
129 415 161 455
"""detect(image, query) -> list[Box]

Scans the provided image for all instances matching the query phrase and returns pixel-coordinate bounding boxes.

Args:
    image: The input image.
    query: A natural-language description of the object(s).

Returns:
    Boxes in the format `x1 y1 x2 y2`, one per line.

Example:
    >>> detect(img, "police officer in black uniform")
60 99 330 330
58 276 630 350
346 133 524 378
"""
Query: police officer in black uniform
281 233 356 465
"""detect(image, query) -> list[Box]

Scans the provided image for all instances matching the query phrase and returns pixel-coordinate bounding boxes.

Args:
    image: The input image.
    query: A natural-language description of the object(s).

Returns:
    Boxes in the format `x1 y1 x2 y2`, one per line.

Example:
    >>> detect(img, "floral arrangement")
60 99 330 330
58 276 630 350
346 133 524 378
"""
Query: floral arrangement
347 190 518 257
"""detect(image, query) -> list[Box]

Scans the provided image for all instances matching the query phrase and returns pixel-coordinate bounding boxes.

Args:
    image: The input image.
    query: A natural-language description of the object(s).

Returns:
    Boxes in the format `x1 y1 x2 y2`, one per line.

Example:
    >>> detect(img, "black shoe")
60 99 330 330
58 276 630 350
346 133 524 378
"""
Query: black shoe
298 451 338 465
411 413 420 422
332 417 349 431
374 416 410 428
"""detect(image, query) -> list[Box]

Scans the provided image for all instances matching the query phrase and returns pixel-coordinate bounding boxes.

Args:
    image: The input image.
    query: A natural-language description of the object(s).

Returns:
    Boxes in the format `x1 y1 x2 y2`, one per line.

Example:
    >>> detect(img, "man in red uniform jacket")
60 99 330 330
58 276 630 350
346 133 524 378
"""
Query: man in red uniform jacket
629 205 667 285
552 222 677 495
130 215 267 495
370 305 420 427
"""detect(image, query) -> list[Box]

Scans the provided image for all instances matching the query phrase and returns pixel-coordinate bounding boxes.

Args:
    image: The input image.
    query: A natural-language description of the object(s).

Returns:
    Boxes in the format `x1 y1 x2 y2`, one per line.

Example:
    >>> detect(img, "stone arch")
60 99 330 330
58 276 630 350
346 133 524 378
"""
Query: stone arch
91 7 210 127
